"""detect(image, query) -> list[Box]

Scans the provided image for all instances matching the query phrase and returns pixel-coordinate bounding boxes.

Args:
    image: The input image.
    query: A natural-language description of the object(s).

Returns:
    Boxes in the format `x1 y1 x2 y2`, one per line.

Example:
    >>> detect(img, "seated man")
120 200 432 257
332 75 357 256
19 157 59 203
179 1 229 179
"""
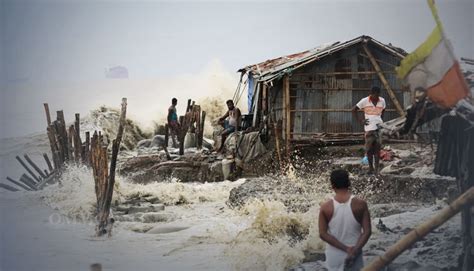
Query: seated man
217 99 241 152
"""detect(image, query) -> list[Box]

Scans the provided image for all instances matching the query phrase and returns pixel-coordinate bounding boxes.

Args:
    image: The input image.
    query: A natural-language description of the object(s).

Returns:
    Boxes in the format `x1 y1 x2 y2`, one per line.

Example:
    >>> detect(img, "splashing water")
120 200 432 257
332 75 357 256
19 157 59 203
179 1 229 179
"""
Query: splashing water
31 156 342 271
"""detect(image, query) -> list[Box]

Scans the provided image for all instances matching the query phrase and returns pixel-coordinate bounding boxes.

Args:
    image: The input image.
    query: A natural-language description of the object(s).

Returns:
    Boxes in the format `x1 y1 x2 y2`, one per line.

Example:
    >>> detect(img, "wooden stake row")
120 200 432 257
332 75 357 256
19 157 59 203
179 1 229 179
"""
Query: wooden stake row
1 103 91 192
44 104 88 170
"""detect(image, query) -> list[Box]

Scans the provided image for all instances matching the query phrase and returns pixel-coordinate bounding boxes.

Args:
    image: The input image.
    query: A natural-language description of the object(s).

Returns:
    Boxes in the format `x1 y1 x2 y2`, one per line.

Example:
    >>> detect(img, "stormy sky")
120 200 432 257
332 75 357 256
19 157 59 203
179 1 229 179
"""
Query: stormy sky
0 0 473 138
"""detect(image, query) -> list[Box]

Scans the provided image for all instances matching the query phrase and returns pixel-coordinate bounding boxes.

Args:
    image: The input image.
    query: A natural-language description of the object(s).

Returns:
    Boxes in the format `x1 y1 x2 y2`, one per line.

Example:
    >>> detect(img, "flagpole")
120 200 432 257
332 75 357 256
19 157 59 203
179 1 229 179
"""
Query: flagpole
427 0 457 61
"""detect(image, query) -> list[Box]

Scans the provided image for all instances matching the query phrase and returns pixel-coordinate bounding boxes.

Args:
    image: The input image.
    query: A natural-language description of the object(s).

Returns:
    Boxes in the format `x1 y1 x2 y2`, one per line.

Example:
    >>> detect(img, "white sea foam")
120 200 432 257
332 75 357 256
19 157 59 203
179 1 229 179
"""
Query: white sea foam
37 165 97 219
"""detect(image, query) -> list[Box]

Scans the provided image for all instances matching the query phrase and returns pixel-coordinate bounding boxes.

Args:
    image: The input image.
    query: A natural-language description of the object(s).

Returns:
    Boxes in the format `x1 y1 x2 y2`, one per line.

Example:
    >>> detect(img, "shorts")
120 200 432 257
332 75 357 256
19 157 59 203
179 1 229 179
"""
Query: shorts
168 121 180 133
223 120 236 134
365 130 381 151
223 126 236 134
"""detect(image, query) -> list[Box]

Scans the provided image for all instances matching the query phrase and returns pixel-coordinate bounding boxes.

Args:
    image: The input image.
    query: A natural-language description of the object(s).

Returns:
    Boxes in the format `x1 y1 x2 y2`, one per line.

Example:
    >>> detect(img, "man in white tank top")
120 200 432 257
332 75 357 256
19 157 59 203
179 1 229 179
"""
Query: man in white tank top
318 169 372 271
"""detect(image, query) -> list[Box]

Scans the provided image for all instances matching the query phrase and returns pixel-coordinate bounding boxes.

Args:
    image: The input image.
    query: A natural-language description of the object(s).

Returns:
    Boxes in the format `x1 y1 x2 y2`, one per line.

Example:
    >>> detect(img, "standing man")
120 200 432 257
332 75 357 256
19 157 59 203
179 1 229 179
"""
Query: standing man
319 169 372 271
167 98 179 148
217 99 241 153
352 86 386 175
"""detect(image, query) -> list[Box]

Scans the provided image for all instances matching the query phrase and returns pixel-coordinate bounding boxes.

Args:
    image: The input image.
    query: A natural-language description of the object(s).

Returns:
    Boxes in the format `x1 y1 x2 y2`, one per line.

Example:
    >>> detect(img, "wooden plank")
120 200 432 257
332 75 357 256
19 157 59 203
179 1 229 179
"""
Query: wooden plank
24 154 47 178
74 113 82 162
358 53 398 68
68 125 75 162
56 111 69 162
43 103 52 126
6 177 32 191
46 125 60 170
362 43 405 116
43 153 54 172
262 84 268 114
252 83 260 127
179 113 192 155
15 156 41 183
0 183 19 192
195 105 201 148
83 131 90 165
91 131 107 211
199 111 206 149
186 99 192 112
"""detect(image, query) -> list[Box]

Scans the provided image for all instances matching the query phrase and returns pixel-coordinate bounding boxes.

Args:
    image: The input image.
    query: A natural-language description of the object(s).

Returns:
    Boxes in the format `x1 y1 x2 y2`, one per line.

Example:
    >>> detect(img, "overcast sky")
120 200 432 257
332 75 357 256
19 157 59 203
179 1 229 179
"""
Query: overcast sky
0 0 473 138
1 0 473 84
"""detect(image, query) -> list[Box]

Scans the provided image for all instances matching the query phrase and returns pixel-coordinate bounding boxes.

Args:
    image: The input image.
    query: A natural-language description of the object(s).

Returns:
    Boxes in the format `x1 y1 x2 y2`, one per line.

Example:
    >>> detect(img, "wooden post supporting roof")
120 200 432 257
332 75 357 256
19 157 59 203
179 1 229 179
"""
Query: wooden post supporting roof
283 75 291 156
362 43 405 116
262 83 268 115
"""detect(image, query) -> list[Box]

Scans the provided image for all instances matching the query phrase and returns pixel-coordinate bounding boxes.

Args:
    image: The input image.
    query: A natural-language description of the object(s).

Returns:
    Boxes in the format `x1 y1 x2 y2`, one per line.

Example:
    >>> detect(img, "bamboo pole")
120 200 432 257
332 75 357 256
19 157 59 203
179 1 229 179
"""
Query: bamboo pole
43 103 52 126
68 125 75 161
6 177 32 191
186 99 192 112
15 156 41 183
19 174 37 190
24 154 47 179
179 112 192 155
199 111 206 149
283 75 291 158
363 186 474 271
74 113 82 163
195 106 202 149
56 111 69 162
362 43 405 116
0 183 19 192
46 125 60 170
43 153 53 172
83 131 90 165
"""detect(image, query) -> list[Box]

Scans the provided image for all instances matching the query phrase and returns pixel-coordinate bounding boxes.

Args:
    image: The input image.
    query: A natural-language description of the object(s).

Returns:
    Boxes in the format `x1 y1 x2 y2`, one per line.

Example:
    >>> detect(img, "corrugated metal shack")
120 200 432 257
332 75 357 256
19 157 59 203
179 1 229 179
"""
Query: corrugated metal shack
236 35 411 148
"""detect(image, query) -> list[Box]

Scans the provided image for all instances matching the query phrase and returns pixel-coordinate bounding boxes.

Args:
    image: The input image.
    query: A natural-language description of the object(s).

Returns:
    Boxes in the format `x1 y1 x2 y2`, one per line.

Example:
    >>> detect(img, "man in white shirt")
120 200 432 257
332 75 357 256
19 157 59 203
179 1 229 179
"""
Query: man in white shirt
352 87 386 175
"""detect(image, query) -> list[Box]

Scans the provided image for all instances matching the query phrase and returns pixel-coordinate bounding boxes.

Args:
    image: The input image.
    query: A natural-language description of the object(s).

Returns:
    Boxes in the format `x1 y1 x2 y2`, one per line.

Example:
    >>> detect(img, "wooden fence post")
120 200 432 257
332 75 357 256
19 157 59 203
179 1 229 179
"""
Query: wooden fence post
93 98 127 237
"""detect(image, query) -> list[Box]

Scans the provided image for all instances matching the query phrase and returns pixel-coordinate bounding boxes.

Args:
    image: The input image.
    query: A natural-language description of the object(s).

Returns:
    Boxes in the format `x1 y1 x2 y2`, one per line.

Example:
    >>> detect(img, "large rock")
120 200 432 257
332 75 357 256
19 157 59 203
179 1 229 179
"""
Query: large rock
126 160 222 183
119 154 164 174
151 135 166 148
137 139 152 148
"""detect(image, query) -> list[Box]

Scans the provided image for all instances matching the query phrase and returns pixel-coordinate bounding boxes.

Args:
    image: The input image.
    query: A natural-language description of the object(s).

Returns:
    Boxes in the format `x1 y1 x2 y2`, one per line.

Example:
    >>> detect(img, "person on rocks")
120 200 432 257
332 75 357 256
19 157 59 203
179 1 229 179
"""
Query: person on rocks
217 99 241 153
167 98 180 148
352 86 386 175
319 169 372 271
